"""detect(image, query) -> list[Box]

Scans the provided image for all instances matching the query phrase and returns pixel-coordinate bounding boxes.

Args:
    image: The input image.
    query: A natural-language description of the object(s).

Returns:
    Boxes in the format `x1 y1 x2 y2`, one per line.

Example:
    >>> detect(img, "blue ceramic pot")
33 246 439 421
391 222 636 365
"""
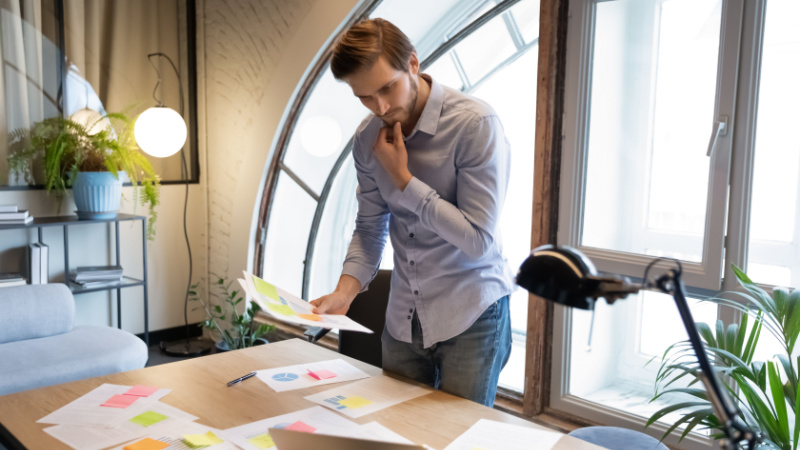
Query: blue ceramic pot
72 171 124 220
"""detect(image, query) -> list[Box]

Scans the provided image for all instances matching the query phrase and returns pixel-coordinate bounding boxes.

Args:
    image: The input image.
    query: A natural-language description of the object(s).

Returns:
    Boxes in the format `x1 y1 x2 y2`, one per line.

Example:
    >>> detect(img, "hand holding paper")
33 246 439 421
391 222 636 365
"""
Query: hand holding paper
239 272 373 334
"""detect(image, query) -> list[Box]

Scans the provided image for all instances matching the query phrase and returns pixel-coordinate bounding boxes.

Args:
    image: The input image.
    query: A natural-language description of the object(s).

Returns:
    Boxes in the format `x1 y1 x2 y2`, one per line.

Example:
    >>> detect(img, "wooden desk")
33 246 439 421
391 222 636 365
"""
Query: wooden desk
0 339 600 449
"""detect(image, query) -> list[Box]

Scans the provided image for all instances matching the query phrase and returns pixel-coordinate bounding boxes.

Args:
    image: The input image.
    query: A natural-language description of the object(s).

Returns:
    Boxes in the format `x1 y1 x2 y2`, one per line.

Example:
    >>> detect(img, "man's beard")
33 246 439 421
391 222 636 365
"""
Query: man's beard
381 73 418 127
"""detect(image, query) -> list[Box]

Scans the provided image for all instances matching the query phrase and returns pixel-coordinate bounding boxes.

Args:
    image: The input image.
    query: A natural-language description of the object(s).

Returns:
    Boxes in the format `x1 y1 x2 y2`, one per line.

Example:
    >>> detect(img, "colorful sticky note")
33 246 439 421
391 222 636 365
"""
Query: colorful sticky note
253 277 280 302
267 303 296 316
129 410 168 427
307 369 337 380
123 437 170 450
285 421 317 433
247 433 275 449
339 396 373 409
125 385 159 397
101 394 139 408
297 313 322 321
183 431 223 447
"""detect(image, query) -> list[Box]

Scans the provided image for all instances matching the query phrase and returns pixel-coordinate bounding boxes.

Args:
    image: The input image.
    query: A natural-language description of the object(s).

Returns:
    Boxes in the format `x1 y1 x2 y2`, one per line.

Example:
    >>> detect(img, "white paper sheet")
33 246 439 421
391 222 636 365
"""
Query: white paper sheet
303 375 432 418
239 272 373 333
219 406 362 450
256 358 371 392
37 384 172 427
443 419 562 450
111 420 236 450
43 401 198 450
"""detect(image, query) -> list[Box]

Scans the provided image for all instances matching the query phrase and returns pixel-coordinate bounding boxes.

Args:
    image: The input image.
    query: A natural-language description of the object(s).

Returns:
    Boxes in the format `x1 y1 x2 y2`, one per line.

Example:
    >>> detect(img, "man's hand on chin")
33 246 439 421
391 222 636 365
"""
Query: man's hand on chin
373 121 412 191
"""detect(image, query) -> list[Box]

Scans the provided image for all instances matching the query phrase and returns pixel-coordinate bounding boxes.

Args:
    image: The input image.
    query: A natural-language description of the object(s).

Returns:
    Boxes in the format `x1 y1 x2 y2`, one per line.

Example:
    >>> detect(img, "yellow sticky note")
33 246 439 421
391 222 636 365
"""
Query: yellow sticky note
123 437 170 450
339 396 373 409
267 303 296 316
297 313 321 321
247 432 275 449
184 431 223 447
253 277 280 302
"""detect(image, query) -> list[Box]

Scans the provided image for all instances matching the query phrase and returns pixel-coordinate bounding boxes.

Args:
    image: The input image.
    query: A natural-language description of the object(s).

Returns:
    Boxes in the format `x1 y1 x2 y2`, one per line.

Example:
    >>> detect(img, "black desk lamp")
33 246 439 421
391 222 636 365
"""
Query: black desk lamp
516 245 757 450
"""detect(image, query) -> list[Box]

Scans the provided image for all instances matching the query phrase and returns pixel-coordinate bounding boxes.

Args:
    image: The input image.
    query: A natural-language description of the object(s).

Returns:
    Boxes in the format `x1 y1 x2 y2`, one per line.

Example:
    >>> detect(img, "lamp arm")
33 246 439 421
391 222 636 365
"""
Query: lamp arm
654 271 758 449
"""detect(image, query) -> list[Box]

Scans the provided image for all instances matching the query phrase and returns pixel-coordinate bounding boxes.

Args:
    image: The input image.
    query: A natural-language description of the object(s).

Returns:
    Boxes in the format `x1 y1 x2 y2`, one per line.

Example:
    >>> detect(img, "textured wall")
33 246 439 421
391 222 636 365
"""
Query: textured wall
199 0 359 281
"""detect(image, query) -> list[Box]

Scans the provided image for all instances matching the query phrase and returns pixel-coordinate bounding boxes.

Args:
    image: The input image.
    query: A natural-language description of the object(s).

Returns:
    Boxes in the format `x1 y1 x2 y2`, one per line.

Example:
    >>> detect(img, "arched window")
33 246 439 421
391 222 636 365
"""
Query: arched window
257 0 540 394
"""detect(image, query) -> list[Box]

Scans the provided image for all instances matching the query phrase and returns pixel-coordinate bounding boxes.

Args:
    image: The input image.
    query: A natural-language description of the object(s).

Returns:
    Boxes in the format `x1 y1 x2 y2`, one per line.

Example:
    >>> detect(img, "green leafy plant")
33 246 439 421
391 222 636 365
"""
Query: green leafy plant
7 113 161 239
190 276 275 350
647 265 800 449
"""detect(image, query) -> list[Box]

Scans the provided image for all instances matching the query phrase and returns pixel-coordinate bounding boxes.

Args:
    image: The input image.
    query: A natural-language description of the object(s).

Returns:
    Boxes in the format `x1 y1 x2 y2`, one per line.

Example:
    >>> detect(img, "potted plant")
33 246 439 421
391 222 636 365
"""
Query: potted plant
7 112 160 239
647 266 800 448
190 276 275 351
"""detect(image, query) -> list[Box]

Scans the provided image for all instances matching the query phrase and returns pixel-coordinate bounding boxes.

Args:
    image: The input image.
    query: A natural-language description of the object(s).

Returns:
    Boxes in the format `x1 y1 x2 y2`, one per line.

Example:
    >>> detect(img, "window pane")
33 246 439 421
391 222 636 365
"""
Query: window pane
581 0 721 261
510 0 540 44
424 55 463 91
283 70 368 195
453 15 517 85
262 173 317 297
470 43 538 393
747 0 800 287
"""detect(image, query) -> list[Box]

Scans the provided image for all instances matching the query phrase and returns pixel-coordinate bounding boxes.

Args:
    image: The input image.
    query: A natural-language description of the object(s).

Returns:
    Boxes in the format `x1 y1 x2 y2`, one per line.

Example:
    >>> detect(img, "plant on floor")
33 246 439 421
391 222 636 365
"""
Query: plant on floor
189 276 274 350
7 113 160 239
647 265 800 449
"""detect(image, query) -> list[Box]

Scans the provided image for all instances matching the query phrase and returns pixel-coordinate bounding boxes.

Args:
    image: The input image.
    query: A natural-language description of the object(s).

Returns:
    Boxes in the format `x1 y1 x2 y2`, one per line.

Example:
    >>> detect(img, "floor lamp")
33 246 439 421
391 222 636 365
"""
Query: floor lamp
515 245 758 450
135 52 211 357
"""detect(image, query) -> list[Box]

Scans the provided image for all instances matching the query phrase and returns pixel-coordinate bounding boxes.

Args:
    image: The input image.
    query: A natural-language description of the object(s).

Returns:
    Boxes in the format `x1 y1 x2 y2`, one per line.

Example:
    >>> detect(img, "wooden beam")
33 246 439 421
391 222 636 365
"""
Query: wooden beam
523 0 570 417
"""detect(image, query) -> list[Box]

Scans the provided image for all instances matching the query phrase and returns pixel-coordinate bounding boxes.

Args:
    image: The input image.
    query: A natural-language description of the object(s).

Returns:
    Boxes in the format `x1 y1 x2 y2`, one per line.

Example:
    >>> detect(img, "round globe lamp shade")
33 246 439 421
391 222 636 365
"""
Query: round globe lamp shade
135 107 187 157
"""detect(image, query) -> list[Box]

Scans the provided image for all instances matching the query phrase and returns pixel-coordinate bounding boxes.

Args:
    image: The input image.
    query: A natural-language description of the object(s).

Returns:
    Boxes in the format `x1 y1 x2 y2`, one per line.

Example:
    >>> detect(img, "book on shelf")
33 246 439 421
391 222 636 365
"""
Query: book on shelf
0 210 29 220
0 216 33 225
0 273 26 287
75 265 123 275
27 244 40 285
38 242 49 284
0 205 18 213
71 278 123 289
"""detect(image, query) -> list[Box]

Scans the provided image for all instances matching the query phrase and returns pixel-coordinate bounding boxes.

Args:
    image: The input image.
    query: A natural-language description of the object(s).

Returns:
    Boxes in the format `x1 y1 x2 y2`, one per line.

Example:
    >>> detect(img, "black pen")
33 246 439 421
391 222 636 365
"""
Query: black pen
227 371 257 387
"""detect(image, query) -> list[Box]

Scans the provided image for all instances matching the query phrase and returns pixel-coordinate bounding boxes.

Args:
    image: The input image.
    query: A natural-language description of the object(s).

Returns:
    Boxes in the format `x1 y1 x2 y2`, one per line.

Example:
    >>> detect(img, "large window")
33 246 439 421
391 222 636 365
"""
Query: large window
259 0 540 395
557 0 798 448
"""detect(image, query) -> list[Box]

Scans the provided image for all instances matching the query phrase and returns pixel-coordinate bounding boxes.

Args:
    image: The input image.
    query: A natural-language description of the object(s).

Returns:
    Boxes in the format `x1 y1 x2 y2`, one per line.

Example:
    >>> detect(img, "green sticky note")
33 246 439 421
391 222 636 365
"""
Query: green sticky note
339 396 373 409
184 431 223 447
253 277 279 302
129 410 168 427
267 302 296 316
247 433 275 449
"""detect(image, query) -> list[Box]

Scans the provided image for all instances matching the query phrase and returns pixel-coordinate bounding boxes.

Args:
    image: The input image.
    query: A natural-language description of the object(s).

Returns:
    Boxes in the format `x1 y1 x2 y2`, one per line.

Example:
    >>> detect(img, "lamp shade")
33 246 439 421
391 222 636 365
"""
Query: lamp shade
516 245 600 310
134 106 187 157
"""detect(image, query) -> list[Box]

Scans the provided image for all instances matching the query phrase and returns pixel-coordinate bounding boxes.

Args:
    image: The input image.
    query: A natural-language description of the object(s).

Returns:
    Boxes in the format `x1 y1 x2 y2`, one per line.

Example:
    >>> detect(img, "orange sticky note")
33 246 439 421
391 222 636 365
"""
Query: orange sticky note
123 437 170 450
297 313 322 321
101 394 138 408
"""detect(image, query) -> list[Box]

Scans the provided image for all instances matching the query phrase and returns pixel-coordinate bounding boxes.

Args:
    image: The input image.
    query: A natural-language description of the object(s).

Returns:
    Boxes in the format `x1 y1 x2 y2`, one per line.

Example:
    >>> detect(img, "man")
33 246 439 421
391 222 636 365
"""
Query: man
310 18 514 407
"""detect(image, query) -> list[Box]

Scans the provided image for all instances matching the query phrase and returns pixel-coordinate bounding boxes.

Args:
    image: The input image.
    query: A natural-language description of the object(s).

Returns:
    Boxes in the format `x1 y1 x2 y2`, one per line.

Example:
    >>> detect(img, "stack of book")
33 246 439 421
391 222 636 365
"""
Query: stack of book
28 243 49 284
0 205 33 225
0 273 26 288
69 265 124 288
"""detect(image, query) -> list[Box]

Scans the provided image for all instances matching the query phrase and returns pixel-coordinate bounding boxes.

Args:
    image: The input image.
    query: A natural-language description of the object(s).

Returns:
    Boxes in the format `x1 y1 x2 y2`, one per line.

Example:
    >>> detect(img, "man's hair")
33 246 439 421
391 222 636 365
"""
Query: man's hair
330 18 415 80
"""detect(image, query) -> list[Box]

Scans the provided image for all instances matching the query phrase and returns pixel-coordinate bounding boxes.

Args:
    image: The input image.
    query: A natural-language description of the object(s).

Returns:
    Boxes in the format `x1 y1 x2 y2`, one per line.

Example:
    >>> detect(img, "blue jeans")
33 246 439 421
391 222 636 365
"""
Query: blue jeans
381 296 511 407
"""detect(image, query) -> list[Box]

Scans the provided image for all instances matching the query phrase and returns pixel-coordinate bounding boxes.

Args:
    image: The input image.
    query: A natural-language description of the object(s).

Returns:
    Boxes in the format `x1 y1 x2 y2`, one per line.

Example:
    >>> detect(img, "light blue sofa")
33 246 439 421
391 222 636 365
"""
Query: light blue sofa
0 284 148 396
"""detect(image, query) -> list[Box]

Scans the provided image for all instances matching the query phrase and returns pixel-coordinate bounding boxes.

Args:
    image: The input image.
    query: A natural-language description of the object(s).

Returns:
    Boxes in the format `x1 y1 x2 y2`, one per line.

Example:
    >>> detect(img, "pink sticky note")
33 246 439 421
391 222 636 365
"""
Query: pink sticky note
101 394 139 408
313 369 337 379
125 385 159 397
286 421 317 433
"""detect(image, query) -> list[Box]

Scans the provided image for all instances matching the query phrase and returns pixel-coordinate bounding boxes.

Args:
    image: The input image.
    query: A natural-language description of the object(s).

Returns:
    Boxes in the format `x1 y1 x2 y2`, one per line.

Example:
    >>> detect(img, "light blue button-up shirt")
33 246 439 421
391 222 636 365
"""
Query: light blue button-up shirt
342 75 515 348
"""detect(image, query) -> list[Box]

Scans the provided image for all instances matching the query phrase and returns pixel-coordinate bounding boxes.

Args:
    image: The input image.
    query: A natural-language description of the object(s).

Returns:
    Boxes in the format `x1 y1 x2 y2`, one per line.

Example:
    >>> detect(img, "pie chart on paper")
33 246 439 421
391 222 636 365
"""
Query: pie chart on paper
272 373 299 382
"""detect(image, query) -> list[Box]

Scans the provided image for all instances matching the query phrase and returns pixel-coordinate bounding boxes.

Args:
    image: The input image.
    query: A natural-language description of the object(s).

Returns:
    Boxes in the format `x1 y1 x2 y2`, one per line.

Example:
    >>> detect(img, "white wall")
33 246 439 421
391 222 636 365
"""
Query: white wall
200 0 360 283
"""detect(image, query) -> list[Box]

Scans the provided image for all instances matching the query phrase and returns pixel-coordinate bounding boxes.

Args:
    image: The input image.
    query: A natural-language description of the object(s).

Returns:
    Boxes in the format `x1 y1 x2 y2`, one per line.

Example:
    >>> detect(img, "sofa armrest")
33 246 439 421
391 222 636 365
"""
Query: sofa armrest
0 284 75 344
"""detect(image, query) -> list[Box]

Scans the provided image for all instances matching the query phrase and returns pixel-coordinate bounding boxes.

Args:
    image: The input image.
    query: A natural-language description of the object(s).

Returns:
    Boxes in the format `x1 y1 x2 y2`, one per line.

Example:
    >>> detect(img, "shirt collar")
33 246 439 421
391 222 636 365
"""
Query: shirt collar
404 74 443 140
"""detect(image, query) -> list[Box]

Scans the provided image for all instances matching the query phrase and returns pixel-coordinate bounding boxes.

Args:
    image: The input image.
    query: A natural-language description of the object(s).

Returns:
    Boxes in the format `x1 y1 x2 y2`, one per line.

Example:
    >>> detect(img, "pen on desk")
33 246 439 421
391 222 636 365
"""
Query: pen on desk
227 371 257 387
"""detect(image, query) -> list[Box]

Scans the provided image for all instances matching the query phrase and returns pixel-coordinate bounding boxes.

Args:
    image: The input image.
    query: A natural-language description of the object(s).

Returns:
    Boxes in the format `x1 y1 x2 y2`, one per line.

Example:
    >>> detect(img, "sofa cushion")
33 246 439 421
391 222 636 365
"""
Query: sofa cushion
0 284 74 344
0 325 148 396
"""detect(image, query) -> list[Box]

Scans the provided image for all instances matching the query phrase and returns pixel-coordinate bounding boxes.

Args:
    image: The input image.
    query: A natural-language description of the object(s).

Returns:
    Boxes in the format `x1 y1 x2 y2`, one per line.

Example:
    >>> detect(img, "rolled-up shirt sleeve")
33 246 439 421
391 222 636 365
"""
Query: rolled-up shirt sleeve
342 139 390 291
397 115 509 260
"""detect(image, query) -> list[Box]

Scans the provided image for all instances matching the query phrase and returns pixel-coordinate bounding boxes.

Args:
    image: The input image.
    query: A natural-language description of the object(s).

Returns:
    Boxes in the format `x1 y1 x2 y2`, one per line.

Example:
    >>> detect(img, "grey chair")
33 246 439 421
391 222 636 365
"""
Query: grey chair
568 426 669 450
338 269 391 368
0 284 148 395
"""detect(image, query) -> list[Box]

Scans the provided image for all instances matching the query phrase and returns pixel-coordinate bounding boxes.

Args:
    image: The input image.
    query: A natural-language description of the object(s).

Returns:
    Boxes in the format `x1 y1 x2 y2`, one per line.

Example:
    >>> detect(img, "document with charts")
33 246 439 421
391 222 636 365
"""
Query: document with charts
239 272 373 333
256 358 371 392
303 375 432 418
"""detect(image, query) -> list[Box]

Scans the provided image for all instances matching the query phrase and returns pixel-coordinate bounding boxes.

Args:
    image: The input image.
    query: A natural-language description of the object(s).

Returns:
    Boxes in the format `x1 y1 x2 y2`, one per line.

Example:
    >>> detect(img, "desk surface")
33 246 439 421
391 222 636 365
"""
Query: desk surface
0 339 600 449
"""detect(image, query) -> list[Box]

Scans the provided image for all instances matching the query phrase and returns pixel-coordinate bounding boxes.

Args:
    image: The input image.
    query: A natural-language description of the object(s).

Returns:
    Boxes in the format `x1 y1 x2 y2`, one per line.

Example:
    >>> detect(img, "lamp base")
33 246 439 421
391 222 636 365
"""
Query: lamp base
160 338 213 357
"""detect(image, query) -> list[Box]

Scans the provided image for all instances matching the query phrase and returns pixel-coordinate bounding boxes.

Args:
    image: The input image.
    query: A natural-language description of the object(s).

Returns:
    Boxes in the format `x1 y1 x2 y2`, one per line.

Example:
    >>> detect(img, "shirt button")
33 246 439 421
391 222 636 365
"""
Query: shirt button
409 308 413 313
407 315 411 320
414 290 419 295
409 233 415 238
410 261 415 265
